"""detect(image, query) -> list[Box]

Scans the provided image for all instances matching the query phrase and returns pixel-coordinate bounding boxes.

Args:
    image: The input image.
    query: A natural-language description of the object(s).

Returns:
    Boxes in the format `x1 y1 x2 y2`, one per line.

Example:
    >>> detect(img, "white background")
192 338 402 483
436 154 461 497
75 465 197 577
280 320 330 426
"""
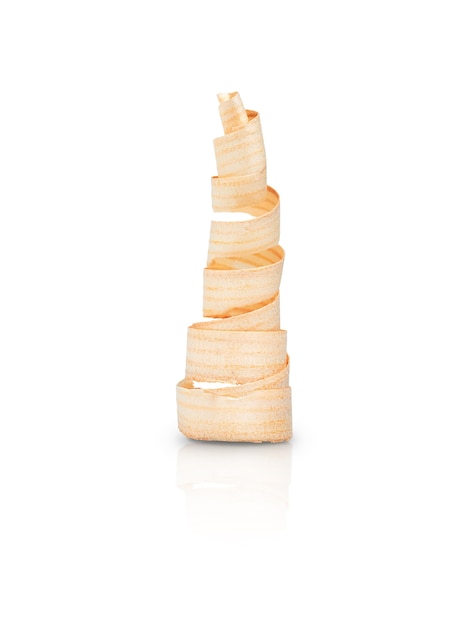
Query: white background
1 1 461 624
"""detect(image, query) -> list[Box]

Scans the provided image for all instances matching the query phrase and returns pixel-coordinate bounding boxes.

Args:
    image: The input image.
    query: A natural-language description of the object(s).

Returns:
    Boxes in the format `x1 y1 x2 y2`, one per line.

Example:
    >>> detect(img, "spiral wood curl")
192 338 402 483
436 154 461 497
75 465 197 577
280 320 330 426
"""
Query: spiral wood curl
176 92 292 442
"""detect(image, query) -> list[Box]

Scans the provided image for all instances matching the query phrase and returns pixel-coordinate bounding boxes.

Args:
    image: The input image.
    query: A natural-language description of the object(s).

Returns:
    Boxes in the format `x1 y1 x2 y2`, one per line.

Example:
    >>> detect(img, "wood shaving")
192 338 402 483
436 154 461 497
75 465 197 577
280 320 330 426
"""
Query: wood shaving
177 92 292 442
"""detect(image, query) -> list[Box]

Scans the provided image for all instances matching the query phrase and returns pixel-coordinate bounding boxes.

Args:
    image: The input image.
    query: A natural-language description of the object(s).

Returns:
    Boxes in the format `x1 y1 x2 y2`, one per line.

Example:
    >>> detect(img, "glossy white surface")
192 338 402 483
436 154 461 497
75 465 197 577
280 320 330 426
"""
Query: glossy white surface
1 1 461 624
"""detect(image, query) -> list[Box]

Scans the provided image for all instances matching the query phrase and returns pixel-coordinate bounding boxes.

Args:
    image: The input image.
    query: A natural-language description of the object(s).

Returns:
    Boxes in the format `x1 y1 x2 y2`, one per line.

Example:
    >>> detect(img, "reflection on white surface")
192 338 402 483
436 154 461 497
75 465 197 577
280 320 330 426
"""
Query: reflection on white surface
176 442 292 535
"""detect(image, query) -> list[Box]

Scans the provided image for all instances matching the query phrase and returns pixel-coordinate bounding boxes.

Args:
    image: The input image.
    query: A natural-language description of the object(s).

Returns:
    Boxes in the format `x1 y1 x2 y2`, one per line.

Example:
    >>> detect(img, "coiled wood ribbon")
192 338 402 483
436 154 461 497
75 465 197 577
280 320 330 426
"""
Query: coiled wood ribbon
176 92 292 442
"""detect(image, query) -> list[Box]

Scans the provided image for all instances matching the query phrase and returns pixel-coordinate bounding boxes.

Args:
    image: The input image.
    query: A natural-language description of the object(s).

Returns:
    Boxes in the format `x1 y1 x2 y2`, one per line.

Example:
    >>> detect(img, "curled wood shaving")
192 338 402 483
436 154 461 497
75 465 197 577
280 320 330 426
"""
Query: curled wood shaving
177 92 292 442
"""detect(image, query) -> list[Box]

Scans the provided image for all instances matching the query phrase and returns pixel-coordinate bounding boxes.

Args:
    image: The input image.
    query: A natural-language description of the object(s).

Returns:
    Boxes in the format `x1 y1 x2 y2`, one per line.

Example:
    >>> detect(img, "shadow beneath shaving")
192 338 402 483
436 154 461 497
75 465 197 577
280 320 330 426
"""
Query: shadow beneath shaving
176 441 292 536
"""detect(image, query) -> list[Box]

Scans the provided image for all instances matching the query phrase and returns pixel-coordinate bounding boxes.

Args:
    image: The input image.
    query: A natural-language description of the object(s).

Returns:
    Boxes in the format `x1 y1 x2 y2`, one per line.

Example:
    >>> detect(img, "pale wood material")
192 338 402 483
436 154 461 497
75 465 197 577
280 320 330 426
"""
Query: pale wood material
177 92 292 442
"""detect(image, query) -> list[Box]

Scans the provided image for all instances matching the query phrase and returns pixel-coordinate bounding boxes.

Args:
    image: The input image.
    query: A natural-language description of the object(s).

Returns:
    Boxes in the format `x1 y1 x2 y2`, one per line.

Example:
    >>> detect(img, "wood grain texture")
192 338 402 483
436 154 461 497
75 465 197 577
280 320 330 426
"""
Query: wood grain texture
177 92 292 442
